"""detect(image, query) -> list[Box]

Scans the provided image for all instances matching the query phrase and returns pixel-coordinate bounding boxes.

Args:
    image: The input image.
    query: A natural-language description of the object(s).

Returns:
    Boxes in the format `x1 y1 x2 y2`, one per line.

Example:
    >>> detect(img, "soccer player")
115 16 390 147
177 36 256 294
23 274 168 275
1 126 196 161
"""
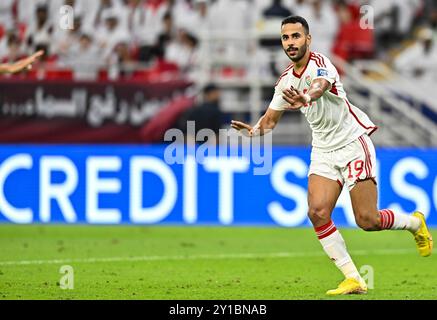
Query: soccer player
231 16 433 295
0 50 44 74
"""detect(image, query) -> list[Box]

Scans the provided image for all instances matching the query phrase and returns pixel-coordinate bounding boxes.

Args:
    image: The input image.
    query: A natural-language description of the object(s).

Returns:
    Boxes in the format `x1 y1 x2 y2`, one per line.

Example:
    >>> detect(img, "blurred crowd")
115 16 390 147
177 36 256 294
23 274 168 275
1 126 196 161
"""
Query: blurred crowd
0 0 436 81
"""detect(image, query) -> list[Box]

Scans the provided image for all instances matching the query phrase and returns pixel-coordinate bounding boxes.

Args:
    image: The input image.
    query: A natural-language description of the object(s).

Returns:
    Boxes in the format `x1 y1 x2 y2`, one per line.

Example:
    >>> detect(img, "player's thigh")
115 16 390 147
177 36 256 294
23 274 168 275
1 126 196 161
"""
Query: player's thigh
307 174 342 225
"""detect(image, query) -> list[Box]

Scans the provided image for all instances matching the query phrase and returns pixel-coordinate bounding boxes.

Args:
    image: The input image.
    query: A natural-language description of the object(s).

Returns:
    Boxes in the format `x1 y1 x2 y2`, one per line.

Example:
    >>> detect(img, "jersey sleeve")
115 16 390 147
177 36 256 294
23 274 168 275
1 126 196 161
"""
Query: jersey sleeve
311 54 338 87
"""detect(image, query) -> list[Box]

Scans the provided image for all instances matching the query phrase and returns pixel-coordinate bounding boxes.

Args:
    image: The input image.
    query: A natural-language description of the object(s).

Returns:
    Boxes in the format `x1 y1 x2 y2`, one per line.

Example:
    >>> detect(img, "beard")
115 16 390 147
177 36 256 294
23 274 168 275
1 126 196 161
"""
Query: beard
284 43 308 62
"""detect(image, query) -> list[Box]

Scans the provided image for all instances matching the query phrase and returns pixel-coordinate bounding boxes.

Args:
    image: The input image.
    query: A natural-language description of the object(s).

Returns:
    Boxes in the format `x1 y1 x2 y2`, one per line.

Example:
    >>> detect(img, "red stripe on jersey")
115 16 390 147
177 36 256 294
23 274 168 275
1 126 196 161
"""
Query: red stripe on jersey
310 52 323 67
275 73 288 86
311 53 324 68
275 64 293 86
329 81 338 95
314 53 327 67
344 99 376 131
292 56 311 78
310 58 322 68
282 63 294 74
312 52 326 67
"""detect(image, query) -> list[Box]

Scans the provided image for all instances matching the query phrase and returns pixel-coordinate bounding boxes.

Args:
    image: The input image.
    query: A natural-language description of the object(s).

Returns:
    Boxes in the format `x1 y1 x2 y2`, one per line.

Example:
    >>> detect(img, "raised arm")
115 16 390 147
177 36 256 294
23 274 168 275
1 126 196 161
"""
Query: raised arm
282 78 331 110
0 50 44 74
231 107 284 137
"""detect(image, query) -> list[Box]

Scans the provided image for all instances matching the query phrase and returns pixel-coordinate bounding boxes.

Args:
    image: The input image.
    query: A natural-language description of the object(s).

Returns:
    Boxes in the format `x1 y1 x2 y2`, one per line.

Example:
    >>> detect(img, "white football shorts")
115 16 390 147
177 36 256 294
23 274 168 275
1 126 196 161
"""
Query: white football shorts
308 134 377 191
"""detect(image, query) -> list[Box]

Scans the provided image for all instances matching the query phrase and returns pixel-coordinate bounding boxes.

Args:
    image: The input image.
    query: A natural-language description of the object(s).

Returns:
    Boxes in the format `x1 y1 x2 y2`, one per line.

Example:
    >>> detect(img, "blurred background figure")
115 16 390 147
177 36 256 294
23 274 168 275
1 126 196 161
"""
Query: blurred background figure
304 0 338 56
25 4 54 54
133 0 169 63
263 0 292 18
95 9 131 61
176 83 225 144
393 27 437 82
332 0 374 61
0 32 25 64
91 0 125 30
53 15 84 57
107 41 140 79
62 33 103 80
371 0 423 53
208 0 252 62
165 29 199 77
0 0 15 31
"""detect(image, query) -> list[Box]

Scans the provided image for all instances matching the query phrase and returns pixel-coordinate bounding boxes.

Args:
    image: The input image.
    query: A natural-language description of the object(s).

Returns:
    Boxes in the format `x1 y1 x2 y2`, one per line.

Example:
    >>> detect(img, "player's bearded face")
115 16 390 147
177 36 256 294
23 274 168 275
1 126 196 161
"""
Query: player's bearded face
284 40 308 62
281 23 310 62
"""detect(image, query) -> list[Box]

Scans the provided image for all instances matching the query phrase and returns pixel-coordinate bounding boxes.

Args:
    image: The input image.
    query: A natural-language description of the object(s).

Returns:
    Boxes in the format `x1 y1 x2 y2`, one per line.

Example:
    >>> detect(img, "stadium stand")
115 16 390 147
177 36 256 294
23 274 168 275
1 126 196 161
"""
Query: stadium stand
0 0 436 145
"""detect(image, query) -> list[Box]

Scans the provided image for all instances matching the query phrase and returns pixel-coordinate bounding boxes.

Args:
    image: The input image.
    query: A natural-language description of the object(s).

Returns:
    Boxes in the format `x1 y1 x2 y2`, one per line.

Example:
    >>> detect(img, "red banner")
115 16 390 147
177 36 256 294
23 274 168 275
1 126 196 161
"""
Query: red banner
0 79 194 143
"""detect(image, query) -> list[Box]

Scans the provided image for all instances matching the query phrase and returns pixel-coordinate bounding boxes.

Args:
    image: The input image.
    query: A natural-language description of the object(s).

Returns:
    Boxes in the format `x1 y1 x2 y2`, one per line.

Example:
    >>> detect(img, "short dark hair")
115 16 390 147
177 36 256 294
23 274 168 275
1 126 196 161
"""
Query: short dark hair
203 84 219 95
281 16 310 34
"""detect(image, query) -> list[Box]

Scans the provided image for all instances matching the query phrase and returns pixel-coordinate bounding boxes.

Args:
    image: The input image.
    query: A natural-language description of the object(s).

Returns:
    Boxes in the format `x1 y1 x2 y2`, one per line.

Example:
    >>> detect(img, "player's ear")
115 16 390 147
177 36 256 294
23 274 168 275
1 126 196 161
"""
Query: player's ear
307 34 312 45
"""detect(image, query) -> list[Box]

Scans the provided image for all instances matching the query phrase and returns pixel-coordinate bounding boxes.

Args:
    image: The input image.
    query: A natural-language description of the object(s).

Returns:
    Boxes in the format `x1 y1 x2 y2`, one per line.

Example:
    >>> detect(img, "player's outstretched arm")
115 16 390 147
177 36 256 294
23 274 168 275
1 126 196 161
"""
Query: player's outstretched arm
282 78 331 110
0 50 44 74
231 107 284 137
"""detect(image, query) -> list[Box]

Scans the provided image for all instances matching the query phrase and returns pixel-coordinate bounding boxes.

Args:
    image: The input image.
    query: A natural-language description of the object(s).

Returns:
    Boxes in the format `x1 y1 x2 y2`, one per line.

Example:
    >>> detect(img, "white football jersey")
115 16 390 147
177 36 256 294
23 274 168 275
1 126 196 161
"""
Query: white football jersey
269 51 377 152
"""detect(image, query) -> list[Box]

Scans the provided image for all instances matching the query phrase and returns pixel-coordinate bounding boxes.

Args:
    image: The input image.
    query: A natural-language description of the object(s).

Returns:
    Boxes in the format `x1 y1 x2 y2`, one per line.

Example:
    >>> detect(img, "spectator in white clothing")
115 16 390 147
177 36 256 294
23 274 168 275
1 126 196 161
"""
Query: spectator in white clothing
175 0 210 39
25 4 54 54
52 15 84 57
0 33 26 63
165 29 198 75
134 0 169 62
0 0 15 30
63 33 103 80
393 28 437 82
208 0 253 61
305 0 338 56
91 0 126 30
95 9 131 60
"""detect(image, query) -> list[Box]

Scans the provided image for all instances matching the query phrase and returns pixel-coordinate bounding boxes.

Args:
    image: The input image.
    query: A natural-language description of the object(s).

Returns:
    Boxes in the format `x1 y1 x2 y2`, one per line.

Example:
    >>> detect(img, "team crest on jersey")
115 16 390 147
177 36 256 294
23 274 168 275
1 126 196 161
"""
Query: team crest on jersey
305 75 311 86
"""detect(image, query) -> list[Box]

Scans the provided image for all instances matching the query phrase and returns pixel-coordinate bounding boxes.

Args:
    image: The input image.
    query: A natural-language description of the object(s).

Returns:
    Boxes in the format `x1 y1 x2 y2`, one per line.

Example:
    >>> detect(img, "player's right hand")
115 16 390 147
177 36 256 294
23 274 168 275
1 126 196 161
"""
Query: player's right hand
231 120 254 136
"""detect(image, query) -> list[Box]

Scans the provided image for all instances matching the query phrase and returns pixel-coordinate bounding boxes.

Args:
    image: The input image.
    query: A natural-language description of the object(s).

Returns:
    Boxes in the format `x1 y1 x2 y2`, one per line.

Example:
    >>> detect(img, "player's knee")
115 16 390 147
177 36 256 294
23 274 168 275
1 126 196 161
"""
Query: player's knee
355 211 379 231
308 205 331 225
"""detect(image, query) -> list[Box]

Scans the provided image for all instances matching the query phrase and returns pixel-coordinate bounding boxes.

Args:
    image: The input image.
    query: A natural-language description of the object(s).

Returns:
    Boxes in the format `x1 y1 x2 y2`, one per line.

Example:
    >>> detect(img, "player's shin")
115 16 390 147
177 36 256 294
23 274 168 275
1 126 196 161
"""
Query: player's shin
315 221 363 281
379 209 421 233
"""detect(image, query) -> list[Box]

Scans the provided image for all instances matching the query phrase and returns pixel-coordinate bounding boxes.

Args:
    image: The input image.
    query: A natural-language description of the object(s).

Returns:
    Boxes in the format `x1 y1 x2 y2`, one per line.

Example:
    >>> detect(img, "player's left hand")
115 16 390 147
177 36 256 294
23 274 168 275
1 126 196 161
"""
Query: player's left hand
282 88 307 110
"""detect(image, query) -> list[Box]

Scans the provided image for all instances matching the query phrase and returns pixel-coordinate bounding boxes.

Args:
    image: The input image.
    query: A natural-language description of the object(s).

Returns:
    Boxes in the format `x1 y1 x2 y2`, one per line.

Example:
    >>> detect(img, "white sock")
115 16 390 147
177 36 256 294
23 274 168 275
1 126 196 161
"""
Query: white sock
379 209 421 233
315 221 362 281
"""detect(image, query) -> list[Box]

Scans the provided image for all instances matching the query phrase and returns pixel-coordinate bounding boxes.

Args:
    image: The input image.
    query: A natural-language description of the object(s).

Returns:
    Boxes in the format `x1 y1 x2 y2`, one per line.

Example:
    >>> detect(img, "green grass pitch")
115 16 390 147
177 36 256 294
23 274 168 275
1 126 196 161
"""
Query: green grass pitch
0 225 436 300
